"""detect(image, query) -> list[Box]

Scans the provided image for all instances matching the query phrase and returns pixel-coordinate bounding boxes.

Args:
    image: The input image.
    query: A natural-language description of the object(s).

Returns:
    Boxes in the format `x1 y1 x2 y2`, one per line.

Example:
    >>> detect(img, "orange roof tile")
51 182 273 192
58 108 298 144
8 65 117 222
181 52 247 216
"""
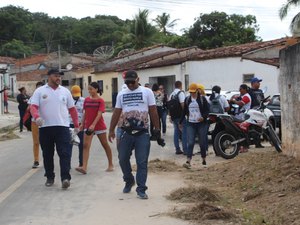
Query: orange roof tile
0 56 16 64
14 54 48 67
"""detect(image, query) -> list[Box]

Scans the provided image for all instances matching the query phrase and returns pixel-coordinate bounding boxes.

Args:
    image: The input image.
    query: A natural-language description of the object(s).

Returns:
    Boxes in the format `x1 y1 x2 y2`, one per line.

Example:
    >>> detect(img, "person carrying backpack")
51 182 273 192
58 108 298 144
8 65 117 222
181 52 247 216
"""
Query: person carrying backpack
180 83 210 168
167 81 187 155
208 85 229 113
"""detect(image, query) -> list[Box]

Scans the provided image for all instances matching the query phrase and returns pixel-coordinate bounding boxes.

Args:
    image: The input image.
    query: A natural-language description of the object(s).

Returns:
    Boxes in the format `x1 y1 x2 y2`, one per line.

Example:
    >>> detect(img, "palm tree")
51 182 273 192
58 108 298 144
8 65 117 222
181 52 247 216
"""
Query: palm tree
153 12 179 35
279 0 300 35
131 9 154 49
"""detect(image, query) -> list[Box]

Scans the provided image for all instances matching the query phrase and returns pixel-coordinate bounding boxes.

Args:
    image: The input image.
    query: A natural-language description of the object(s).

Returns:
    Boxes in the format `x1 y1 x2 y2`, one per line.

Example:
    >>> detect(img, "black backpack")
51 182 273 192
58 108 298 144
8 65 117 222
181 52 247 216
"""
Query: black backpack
209 95 224 113
167 91 183 120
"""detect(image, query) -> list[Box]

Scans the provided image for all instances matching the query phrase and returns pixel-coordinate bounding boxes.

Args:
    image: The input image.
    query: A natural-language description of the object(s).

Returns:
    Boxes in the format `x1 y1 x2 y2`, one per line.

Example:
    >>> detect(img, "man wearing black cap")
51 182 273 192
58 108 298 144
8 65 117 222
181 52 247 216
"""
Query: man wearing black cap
250 77 265 109
249 77 265 148
30 69 79 189
108 70 161 199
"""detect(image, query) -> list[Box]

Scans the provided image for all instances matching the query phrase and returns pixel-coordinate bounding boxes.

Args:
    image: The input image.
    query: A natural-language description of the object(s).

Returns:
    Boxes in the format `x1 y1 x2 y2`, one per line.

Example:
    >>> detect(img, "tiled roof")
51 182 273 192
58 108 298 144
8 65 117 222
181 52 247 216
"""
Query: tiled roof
94 46 199 73
245 58 280 67
189 38 287 60
16 69 47 81
14 54 48 67
0 56 16 64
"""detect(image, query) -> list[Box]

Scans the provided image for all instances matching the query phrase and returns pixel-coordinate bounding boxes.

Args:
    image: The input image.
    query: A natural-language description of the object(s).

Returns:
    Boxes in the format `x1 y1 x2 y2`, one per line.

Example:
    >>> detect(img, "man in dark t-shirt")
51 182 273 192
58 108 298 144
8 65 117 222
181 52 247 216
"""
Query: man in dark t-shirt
249 77 265 109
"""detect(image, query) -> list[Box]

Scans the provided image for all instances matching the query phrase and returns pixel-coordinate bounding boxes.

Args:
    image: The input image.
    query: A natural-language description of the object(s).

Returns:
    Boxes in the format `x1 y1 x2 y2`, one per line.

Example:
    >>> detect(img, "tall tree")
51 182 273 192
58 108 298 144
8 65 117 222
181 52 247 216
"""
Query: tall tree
186 11 260 49
153 12 179 35
131 9 156 49
279 0 300 35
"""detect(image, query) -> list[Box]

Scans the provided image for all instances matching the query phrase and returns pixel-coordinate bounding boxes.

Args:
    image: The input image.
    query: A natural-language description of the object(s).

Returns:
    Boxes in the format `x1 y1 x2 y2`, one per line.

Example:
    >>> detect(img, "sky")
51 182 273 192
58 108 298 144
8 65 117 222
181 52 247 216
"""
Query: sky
0 0 299 41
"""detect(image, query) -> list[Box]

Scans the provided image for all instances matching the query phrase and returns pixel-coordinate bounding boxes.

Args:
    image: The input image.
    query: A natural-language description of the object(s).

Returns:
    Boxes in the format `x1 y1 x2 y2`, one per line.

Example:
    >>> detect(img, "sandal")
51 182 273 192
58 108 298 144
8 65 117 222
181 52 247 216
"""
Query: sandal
75 167 87 174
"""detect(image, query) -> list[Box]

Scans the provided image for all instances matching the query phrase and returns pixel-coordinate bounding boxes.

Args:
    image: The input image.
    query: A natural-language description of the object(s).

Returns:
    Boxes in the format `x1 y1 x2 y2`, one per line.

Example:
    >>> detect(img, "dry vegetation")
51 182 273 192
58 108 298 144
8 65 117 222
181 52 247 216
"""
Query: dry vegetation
149 148 300 225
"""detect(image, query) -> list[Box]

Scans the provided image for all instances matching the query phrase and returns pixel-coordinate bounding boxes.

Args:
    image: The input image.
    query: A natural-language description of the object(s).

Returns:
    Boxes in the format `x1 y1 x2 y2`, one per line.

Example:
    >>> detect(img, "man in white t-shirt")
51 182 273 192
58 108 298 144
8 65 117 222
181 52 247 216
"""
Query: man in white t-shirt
108 70 160 200
30 69 79 189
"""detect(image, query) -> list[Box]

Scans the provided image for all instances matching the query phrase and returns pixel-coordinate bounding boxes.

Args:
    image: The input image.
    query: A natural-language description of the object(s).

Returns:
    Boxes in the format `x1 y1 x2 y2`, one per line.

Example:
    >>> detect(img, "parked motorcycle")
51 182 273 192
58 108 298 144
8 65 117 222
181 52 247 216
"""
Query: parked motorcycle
211 96 282 159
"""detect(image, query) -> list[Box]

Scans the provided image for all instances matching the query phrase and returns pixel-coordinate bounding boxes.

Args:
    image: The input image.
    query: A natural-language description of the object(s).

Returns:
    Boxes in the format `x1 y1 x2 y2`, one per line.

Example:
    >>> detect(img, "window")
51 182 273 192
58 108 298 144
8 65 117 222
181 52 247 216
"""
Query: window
88 76 92 85
243 74 254 83
61 80 69 86
97 80 103 93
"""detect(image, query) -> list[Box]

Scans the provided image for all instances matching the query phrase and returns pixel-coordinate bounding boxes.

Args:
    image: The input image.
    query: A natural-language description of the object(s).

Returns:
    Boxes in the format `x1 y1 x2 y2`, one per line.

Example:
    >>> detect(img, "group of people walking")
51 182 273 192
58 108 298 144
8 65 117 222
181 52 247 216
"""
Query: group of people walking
15 67 265 200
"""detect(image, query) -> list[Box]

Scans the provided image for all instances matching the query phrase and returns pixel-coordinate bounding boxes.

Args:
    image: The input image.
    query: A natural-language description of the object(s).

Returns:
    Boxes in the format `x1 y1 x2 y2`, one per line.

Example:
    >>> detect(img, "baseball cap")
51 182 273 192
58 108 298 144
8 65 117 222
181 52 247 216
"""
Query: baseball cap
124 70 138 81
47 69 64 76
251 77 262 83
188 83 198 93
71 85 81 97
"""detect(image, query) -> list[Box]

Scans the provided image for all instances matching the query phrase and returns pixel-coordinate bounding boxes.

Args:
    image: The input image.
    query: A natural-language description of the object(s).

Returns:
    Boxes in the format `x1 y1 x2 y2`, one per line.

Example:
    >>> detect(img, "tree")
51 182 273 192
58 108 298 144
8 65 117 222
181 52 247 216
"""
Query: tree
186 11 260 49
130 9 157 49
0 39 32 58
153 12 179 35
279 0 300 35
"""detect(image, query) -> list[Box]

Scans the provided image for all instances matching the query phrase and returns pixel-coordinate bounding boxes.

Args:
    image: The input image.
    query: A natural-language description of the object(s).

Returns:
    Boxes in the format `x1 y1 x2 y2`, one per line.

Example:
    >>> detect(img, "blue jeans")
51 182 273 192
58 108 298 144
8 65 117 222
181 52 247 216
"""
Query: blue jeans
186 121 209 159
118 131 150 193
69 124 83 167
18 109 25 131
39 126 71 181
161 108 168 134
172 118 187 153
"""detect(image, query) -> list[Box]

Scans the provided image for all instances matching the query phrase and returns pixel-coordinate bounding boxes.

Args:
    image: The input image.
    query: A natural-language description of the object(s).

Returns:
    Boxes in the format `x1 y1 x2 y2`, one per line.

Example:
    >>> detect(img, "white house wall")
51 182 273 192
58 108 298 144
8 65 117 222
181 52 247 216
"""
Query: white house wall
186 57 280 96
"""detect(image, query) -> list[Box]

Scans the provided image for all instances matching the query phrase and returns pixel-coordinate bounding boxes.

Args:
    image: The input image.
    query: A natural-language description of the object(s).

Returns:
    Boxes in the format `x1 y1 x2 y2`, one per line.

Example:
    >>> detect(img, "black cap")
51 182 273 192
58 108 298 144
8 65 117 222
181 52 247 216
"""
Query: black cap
47 69 64 76
124 70 138 81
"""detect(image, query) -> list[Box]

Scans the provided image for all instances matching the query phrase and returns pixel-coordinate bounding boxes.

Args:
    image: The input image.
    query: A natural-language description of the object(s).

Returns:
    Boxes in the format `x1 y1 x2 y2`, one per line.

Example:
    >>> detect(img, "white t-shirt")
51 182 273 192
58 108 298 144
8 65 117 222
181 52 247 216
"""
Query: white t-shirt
69 97 85 125
30 84 75 127
207 93 229 110
188 98 202 123
115 86 156 129
169 88 185 104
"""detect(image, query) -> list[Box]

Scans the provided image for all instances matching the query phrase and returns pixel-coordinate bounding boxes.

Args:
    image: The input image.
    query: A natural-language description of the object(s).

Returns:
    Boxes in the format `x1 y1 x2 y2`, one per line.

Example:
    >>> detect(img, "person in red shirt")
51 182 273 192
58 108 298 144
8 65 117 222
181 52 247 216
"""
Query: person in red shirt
76 82 114 174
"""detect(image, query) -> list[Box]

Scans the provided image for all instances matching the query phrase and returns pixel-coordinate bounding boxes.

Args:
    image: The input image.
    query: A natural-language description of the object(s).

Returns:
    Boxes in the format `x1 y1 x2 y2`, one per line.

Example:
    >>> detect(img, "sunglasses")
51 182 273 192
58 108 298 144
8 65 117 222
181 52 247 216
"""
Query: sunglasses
125 80 136 85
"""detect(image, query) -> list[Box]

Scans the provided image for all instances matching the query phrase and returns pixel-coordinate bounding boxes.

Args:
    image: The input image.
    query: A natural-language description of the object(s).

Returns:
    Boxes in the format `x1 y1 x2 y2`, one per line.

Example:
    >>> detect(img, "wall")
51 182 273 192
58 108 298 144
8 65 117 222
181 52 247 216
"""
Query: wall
279 43 300 159
187 57 280 96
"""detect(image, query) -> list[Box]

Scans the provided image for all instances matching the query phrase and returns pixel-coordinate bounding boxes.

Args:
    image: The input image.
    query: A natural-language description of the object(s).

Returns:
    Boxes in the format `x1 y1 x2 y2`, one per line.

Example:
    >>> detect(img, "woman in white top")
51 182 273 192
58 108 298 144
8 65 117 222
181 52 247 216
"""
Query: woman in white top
208 85 230 113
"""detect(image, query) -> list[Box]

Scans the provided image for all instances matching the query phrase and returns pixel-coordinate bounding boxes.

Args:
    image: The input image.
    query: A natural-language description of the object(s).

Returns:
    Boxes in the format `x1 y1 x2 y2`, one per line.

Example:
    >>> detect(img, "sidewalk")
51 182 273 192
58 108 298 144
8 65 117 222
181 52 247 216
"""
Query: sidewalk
0 112 19 132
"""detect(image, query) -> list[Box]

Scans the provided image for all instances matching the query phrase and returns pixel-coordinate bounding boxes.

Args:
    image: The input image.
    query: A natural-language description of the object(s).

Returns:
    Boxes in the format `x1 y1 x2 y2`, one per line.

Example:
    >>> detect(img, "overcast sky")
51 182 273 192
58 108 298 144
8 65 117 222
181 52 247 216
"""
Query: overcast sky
0 0 299 41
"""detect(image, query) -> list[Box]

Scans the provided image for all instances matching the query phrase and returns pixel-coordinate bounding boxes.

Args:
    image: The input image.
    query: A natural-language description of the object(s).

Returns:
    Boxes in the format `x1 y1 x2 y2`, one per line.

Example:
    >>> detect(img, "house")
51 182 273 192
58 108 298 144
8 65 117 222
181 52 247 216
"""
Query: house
10 54 95 97
92 45 198 106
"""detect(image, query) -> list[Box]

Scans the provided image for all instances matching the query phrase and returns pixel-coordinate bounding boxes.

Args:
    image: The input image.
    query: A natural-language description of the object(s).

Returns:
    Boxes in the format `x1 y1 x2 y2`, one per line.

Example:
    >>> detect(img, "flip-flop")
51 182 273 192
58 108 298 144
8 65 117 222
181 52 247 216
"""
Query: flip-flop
75 167 87 174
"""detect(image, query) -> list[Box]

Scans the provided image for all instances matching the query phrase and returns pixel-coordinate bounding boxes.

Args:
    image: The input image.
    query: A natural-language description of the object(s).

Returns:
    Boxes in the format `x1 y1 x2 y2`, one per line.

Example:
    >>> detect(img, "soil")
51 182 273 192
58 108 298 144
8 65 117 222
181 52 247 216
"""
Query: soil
149 147 300 225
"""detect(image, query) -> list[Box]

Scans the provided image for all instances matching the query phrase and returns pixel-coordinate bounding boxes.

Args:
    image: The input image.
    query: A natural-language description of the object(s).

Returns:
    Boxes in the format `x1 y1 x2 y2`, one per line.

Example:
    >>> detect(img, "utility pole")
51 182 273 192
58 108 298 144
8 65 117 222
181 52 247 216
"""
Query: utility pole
58 44 61 71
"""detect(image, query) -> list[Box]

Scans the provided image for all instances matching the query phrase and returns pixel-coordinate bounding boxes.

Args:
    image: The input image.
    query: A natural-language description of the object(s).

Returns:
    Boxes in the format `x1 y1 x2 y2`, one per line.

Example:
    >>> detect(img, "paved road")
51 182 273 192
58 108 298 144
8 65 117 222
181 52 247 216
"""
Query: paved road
0 112 225 225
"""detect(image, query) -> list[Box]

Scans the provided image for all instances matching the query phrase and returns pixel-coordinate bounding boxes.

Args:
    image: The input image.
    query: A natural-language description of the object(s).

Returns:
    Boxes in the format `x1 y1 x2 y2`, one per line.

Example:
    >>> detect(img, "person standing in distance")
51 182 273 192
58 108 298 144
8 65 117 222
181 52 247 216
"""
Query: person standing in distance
17 87 29 132
108 70 160 200
30 69 79 189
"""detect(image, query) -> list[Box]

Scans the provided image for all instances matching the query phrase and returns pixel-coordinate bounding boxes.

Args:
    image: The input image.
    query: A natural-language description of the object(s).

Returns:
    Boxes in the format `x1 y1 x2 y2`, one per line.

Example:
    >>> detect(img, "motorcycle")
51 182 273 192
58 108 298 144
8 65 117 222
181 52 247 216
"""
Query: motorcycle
210 96 282 159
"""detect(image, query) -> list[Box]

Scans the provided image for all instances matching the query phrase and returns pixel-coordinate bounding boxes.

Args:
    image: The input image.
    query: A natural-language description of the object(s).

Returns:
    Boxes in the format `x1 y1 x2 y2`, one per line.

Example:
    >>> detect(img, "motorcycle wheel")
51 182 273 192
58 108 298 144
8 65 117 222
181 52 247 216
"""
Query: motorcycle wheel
268 126 282 152
214 131 239 159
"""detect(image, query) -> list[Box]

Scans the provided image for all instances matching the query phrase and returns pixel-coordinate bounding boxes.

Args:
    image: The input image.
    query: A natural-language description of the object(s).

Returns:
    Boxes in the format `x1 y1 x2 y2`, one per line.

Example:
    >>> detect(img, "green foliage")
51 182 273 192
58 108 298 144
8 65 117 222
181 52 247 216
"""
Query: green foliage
279 0 300 34
0 5 261 58
0 39 32 58
186 11 260 49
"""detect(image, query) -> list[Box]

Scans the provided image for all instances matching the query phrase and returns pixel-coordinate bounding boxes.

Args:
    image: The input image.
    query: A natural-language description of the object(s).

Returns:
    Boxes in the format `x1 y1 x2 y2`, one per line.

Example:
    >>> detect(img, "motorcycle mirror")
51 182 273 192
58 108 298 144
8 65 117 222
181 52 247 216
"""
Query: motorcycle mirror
262 86 268 93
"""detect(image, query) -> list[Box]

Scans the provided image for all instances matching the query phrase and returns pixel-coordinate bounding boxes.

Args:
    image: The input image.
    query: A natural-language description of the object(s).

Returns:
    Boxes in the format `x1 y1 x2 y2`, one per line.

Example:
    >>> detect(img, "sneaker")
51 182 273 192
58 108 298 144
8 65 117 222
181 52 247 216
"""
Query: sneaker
123 180 135 193
62 179 70 189
183 161 191 169
45 178 54 187
32 161 39 169
137 191 148 199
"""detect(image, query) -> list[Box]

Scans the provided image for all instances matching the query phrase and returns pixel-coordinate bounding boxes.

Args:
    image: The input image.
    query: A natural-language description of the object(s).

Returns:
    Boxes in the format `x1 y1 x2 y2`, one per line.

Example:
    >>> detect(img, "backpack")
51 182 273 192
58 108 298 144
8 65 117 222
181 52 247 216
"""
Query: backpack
209 95 224 113
167 91 183 119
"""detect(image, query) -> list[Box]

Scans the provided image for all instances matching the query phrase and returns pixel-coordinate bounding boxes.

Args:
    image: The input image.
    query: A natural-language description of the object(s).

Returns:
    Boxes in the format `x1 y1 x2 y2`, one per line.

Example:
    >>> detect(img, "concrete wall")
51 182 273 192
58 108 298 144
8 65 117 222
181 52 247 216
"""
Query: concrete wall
186 57 280 96
279 43 300 159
